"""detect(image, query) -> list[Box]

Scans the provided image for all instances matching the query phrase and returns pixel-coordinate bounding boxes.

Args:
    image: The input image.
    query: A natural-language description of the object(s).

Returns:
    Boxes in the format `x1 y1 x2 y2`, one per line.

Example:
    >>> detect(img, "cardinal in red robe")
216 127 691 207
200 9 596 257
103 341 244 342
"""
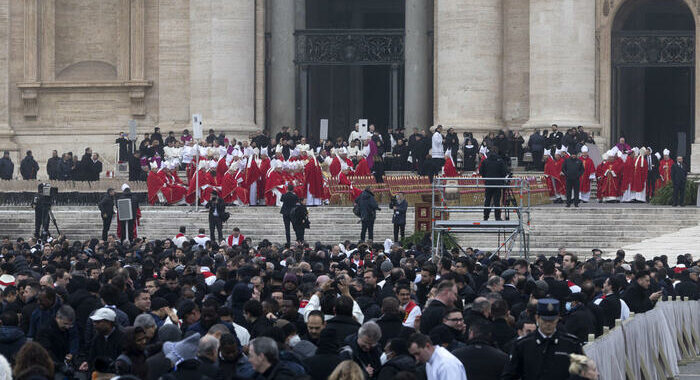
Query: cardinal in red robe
619 152 636 201
330 149 355 177
338 165 362 201
163 163 188 204
221 160 249 206
264 162 286 206
443 149 459 177
257 154 271 202
354 156 371 177
630 148 648 202
186 161 215 205
598 154 621 202
578 146 596 202
147 163 168 205
657 149 673 189
305 155 325 206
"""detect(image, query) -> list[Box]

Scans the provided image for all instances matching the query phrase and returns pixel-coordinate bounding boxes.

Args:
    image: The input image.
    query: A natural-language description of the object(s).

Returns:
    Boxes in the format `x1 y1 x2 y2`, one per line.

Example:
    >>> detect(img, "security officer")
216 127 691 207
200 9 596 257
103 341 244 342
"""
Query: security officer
501 298 582 380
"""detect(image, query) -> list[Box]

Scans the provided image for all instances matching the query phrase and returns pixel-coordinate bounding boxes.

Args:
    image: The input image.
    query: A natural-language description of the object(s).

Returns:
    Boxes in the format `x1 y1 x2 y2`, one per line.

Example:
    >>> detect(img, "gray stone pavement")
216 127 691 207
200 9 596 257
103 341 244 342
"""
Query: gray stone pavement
680 361 700 379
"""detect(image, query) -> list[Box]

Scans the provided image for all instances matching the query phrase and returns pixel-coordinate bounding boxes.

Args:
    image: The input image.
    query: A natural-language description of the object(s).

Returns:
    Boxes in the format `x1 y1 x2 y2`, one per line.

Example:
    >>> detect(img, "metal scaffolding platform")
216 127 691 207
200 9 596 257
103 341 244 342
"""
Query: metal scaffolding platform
431 177 531 260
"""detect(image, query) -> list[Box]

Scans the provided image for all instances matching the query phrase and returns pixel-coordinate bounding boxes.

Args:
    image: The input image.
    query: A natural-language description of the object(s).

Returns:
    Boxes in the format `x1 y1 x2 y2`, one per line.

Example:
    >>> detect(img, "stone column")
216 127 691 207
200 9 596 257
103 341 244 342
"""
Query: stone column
391 64 399 130
434 0 503 133
269 0 296 135
502 0 529 128
524 0 597 130
0 0 14 153
158 0 191 128
190 0 257 139
404 0 432 131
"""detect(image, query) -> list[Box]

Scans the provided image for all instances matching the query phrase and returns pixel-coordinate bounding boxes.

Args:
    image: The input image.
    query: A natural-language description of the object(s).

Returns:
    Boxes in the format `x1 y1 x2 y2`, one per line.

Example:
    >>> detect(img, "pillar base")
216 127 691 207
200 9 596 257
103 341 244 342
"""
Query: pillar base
691 143 700 174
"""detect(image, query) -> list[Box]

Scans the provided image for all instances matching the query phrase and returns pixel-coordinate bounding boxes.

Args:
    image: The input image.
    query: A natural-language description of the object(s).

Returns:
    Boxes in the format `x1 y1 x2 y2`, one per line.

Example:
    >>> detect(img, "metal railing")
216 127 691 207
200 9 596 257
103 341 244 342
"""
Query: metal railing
431 177 531 260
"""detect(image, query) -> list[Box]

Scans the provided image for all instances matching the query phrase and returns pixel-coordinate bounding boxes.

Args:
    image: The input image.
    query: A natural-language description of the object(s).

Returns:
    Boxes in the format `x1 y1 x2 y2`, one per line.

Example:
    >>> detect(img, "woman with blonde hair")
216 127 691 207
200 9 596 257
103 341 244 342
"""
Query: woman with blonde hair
568 353 599 379
328 360 365 380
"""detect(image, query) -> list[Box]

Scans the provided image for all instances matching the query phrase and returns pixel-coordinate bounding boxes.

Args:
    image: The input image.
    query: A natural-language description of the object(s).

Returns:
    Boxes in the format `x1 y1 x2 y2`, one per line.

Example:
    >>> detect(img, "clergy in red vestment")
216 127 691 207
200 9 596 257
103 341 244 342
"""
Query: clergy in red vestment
225 227 245 247
163 161 187 204
257 150 271 203
619 150 636 202
264 161 286 206
598 153 621 202
304 154 324 206
186 161 213 205
630 148 648 202
657 148 673 189
338 164 362 201
221 159 249 206
330 148 354 177
216 155 229 181
578 146 596 203
442 149 459 177
147 162 168 205
291 162 307 199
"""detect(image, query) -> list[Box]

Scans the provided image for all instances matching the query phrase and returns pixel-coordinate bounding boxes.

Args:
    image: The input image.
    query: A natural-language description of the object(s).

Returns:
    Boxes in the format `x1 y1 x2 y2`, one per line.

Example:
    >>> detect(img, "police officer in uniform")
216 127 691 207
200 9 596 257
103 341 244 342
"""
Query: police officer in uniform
501 298 582 380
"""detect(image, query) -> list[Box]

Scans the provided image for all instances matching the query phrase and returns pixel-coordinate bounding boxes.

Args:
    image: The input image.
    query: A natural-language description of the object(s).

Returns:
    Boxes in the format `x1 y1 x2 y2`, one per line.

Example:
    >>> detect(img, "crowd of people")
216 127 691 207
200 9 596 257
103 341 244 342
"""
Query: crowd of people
0 149 104 182
0 226 697 379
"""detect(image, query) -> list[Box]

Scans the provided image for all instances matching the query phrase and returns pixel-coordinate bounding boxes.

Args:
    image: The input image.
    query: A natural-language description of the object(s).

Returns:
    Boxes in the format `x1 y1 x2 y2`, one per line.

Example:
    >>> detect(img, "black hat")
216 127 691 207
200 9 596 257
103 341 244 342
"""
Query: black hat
536 298 560 320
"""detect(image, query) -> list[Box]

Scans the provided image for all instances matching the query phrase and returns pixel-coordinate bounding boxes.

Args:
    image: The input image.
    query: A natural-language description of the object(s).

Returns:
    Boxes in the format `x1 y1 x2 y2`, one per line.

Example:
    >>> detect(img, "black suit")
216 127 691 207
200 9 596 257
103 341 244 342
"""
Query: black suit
671 162 687 206
598 293 622 329
280 191 299 245
479 155 507 220
542 277 571 304
206 197 226 243
562 157 584 206
453 339 508 380
98 192 115 241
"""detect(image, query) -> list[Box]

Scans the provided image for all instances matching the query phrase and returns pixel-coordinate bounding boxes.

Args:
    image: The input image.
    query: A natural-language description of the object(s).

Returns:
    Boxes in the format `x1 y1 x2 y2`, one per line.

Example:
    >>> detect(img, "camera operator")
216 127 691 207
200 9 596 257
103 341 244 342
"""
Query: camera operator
479 147 508 221
463 132 478 171
32 183 52 238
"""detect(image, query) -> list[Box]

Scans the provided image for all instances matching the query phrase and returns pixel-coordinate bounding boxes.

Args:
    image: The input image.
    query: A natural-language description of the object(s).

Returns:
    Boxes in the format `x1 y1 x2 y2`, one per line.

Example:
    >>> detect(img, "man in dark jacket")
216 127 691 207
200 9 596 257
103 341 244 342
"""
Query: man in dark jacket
391 192 408 242
527 130 546 170
77 147 93 181
479 149 507 221
453 320 508 380
0 151 12 179
562 151 584 207
35 305 79 373
377 338 416 380
128 151 145 181
546 124 564 151
675 267 699 300
58 153 73 180
356 187 380 242
303 328 343 380
541 261 571 304
671 156 688 206
46 150 61 180
98 189 115 241
562 293 596 342
243 300 272 339
279 185 299 246
206 191 226 243
0 311 26 364
623 270 662 313
420 281 457 334
290 198 310 243
79 307 125 373
340 322 383 379
322 295 360 347
20 150 39 180
249 336 296 380
597 276 623 329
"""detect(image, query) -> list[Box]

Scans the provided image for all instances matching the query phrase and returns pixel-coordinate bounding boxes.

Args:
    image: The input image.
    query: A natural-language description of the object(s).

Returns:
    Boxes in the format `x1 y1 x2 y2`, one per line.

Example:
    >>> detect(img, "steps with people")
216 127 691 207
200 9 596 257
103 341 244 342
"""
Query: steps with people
0 205 697 259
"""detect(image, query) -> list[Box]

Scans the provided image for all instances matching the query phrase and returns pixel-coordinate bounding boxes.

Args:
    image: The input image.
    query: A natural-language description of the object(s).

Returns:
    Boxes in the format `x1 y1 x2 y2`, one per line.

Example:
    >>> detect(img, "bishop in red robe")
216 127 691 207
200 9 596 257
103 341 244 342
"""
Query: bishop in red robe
578 146 596 202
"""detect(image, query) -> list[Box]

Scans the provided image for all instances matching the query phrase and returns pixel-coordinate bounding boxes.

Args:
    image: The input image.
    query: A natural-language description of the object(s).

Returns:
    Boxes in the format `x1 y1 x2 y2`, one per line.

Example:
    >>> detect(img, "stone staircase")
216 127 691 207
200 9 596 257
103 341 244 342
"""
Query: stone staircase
1 205 698 259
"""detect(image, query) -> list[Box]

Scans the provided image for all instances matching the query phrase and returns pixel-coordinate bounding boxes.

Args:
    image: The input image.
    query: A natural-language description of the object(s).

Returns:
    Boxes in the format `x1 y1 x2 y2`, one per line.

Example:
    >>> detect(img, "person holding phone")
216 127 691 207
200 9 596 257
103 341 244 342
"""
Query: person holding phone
622 270 662 313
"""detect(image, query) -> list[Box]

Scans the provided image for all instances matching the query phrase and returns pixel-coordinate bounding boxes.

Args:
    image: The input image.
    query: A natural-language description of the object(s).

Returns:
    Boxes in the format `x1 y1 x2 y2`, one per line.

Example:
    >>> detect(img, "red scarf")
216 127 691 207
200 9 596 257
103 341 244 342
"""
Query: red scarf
403 301 417 322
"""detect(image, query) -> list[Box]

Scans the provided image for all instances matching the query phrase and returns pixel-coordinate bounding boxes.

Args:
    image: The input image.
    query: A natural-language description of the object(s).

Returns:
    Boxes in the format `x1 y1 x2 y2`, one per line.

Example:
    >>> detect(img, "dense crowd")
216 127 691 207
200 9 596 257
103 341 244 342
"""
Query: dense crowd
0 229 697 379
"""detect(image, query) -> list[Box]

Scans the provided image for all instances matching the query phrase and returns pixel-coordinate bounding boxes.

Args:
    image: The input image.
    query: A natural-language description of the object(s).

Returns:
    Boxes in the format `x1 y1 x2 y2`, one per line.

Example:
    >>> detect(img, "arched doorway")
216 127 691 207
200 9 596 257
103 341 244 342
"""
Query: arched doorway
612 0 695 156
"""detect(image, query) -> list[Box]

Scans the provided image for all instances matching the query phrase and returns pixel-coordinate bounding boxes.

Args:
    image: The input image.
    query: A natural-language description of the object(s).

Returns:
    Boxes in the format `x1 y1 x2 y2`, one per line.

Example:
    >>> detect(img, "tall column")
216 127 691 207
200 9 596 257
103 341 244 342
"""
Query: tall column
190 0 257 138
0 0 15 152
269 0 296 135
434 0 503 133
502 0 529 128
404 0 432 131
158 0 190 128
524 0 597 130
391 64 399 130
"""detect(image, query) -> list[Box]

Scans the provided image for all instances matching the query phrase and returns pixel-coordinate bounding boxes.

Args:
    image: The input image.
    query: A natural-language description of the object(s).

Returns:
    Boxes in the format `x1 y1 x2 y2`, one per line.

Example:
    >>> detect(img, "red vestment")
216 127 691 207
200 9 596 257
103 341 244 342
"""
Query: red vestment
443 156 458 177
657 158 673 189
598 161 620 201
164 170 187 204
222 170 249 205
186 169 215 205
338 172 362 201
620 157 635 196
264 170 285 206
147 170 167 205
355 158 371 177
216 158 229 181
578 156 596 194
226 234 245 246
257 158 270 199
304 159 325 199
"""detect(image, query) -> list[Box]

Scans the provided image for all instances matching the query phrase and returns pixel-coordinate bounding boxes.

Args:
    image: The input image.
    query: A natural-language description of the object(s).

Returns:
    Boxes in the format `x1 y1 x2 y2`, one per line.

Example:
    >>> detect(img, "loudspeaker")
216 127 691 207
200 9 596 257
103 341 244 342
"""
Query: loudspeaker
117 198 133 221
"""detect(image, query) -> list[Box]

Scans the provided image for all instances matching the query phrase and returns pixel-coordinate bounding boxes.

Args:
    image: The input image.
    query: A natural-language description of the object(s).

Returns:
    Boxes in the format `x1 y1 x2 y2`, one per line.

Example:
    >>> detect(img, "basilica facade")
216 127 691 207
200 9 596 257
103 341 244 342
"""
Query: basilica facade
0 0 698 174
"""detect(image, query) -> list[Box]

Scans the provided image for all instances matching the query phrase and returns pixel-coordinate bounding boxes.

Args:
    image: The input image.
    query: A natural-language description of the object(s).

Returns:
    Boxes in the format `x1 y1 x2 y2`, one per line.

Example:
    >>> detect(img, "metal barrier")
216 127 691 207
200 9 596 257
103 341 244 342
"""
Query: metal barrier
583 298 700 380
431 177 531 260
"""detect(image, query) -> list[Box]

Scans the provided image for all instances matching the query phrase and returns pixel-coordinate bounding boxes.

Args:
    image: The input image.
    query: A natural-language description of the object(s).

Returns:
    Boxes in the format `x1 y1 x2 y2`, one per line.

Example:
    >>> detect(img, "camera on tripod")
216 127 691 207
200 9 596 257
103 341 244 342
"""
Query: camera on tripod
32 183 61 239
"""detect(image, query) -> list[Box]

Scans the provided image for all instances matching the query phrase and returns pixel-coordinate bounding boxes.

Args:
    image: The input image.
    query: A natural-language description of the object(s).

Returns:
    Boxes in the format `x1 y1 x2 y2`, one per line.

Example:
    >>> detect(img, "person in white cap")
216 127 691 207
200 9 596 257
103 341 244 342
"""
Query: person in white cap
657 148 673 189
578 146 596 203
79 307 123 372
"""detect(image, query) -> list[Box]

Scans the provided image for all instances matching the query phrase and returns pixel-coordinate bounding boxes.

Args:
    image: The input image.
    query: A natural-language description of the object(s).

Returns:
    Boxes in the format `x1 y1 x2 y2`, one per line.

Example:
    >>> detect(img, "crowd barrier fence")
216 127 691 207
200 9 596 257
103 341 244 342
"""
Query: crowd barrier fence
583 297 700 380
